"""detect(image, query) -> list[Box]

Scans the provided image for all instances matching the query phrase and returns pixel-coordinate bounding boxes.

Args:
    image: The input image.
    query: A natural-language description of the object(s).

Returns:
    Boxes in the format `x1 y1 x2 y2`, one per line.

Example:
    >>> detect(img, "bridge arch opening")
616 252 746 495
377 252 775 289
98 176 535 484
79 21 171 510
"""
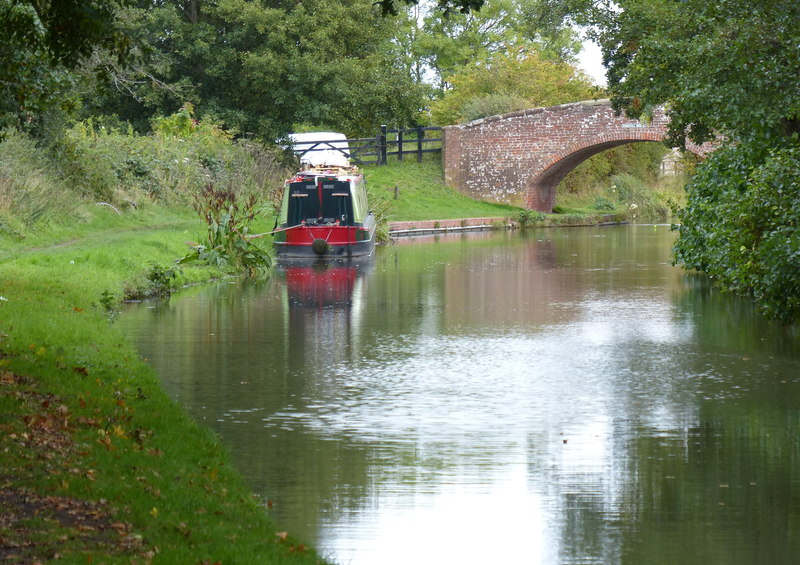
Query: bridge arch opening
526 139 671 212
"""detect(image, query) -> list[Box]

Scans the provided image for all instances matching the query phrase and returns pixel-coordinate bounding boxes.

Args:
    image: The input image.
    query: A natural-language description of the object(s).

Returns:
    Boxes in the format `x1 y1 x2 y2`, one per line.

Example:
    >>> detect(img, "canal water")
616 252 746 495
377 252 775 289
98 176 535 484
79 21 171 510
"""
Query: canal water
119 226 800 565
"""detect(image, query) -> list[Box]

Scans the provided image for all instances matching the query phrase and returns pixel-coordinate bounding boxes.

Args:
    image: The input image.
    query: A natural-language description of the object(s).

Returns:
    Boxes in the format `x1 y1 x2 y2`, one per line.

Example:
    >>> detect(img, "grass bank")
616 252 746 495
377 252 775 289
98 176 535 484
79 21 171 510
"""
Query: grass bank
0 205 326 564
363 158 521 221
363 157 687 226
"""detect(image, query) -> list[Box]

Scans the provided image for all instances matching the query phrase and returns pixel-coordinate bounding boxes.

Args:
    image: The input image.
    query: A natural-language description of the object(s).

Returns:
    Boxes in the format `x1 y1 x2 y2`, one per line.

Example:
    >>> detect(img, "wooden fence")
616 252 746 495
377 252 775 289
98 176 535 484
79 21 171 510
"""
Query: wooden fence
290 126 442 166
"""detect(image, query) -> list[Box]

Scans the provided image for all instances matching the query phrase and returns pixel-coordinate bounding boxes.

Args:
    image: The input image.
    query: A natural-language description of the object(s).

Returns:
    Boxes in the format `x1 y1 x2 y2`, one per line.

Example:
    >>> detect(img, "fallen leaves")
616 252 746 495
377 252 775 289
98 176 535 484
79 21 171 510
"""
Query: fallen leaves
1 371 153 563
275 531 308 554
0 487 145 563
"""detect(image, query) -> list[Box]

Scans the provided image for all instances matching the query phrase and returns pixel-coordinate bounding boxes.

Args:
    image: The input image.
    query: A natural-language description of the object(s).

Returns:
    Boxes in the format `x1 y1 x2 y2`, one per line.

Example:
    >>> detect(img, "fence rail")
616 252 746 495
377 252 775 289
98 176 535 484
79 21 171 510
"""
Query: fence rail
290 125 442 166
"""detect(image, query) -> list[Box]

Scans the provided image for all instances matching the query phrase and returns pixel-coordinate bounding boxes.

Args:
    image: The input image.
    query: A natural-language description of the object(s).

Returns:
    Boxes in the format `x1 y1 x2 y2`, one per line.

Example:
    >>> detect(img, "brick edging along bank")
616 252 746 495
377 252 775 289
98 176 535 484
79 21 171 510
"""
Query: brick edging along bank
388 217 506 232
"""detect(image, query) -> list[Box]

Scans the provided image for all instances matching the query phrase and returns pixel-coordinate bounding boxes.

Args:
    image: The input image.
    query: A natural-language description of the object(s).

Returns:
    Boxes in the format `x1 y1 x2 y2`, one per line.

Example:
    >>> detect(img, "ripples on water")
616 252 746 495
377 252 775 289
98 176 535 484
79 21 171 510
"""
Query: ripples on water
120 226 800 565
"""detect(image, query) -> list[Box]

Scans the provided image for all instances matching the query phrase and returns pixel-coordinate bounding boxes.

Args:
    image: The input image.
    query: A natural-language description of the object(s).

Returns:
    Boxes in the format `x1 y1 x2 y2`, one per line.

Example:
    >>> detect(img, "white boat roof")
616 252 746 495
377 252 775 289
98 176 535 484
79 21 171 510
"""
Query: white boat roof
289 132 350 168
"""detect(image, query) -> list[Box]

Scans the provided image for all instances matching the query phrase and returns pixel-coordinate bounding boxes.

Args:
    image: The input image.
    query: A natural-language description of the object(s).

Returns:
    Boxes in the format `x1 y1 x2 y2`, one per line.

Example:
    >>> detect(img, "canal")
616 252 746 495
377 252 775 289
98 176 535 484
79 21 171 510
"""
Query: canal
119 225 800 564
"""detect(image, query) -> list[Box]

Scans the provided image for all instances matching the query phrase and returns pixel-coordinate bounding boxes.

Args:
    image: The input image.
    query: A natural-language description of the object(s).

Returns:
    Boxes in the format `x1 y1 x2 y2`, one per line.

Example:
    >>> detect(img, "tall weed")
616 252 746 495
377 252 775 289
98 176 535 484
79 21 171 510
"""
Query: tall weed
179 183 272 275
607 173 669 222
0 131 76 236
1 107 293 239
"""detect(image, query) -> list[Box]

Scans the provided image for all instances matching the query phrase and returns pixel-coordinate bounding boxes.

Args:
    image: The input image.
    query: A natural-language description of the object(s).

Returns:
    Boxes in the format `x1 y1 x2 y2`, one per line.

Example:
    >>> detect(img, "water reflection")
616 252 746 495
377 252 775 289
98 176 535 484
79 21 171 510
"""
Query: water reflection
120 226 800 565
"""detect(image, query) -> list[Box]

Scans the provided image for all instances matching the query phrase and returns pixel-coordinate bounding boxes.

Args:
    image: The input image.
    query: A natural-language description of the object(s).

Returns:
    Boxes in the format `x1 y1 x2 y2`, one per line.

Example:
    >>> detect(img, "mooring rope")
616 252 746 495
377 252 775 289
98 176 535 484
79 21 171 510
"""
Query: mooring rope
244 223 304 240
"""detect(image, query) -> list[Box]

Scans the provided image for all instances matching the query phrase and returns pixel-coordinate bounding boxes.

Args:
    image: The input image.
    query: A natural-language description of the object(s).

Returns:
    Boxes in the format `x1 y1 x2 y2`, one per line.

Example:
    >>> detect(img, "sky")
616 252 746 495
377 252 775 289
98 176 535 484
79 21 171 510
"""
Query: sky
577 39 607 86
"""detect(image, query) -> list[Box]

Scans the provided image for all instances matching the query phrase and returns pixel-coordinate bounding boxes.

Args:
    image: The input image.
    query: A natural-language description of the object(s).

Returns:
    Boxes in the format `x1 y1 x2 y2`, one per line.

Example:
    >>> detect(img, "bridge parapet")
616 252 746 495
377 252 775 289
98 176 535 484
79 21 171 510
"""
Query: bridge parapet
442 99 702 211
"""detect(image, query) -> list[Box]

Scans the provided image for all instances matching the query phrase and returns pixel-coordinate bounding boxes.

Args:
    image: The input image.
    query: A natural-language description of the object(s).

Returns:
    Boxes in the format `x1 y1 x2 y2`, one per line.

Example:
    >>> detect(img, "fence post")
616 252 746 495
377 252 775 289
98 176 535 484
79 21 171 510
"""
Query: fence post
379 125 388 165
397 128 404 162
416 125 424 162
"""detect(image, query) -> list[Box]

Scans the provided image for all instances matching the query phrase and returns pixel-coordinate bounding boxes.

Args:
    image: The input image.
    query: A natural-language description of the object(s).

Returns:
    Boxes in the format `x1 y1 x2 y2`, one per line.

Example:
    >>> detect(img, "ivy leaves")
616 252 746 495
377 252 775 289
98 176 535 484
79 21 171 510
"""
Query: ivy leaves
674 142 800 323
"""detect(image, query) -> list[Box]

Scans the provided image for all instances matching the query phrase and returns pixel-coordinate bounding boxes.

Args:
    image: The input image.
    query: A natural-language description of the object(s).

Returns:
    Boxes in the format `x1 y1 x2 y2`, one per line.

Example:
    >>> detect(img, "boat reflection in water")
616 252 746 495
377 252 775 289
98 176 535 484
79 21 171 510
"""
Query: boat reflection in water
277 259 374 369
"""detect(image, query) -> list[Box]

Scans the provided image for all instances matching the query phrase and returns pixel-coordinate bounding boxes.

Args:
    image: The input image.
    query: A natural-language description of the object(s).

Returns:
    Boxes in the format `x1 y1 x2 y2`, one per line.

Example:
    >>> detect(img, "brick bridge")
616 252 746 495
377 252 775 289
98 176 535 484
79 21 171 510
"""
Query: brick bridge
442 99 709 211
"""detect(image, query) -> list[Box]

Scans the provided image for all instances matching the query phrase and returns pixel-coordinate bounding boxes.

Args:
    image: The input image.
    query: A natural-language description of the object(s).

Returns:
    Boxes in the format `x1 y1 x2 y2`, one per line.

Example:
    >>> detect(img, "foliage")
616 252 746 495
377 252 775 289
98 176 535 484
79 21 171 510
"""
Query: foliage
590 0 800 147
180 183 272 275
0 131 77 235
376 0 485 15
592 196 615 211
0 0 132 132
86 0 427 139
366 184 393 243
145 262 181 297
555 139 672 223
72 0 591 139
430 46 595 125
460 93 532 122
606 173 668 222
0 109 290 239
516 209 546 227
559 142 668 195
408 0 582 91
545 0 800 145
674 141 800 323
541 0 800 319
58 108 288 205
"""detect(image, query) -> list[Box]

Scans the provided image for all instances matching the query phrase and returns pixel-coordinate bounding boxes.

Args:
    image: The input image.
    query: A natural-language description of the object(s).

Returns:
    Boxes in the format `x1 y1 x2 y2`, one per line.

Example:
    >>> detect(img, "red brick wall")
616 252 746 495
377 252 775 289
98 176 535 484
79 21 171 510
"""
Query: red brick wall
442 100 689 212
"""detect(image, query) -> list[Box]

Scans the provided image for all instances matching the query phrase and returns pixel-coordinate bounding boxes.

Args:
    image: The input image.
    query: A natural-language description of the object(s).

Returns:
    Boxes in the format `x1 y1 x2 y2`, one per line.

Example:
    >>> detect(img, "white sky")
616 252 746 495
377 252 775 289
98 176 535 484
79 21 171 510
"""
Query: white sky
577 38 607 87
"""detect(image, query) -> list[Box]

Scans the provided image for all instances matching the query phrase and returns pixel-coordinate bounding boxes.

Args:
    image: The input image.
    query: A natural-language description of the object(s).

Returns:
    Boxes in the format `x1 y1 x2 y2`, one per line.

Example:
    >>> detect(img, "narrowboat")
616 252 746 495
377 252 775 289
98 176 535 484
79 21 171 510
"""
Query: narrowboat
273 164 377 259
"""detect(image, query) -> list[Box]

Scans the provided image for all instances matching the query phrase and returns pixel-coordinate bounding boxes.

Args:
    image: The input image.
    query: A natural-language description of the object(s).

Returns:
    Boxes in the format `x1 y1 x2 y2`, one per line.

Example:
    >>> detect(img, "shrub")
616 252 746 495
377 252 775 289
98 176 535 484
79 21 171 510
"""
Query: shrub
593 196 616 211
516 209 545 227
0 131 77 235
674 141 800 323
607 173 669 222
57 108 292 207
460 93 531 123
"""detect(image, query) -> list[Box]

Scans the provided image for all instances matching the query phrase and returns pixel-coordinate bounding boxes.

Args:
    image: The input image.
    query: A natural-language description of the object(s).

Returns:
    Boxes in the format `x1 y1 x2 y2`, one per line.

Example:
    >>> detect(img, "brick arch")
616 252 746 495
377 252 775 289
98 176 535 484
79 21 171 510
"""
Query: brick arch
442 99 708 212
527 138 661 210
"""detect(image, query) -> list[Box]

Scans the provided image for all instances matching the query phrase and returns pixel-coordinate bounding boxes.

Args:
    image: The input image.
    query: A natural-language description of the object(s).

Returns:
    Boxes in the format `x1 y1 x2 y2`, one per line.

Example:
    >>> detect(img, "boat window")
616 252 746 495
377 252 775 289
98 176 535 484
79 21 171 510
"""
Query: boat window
287 181 319 224
321 180 354 225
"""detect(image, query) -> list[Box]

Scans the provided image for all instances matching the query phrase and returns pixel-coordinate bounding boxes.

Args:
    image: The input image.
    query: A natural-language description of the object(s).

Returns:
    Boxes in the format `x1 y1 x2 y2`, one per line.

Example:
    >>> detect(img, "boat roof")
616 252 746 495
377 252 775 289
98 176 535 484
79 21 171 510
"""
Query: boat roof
288 164 362 182
288 132 350 168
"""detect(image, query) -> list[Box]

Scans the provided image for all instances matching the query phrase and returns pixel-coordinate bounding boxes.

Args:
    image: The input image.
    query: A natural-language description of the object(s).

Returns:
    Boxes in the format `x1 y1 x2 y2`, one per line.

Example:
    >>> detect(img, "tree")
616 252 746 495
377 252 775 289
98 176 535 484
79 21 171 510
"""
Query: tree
429 45 594 124
375 0 485 15
594 0 800 147
406 0 582 92
567 0 800 321
86 0 427 138
0 0 131 131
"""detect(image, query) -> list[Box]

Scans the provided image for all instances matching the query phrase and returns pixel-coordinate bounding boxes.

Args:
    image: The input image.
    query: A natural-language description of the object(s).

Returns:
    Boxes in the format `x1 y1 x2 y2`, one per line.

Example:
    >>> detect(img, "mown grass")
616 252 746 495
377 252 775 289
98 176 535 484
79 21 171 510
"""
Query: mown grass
0 204 327 564
363 158 522 221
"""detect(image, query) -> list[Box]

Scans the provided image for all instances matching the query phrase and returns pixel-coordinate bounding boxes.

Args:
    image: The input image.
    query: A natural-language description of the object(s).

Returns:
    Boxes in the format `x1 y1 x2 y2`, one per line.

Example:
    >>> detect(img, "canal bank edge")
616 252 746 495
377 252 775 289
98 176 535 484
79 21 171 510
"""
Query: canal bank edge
389 214 627 237
0 212 329 564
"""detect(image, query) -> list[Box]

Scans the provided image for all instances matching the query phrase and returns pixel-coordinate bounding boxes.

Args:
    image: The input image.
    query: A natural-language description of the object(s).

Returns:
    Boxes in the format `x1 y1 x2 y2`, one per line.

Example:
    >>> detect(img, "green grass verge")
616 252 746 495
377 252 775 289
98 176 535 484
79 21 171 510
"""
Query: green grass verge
363 158 522 221
0 204 327 564
361 157 676 225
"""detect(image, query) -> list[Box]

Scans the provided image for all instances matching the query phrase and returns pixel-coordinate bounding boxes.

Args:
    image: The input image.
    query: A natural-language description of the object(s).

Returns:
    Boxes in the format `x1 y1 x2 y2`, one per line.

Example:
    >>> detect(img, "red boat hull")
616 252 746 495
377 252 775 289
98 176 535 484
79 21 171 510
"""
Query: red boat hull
274 217 376 259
